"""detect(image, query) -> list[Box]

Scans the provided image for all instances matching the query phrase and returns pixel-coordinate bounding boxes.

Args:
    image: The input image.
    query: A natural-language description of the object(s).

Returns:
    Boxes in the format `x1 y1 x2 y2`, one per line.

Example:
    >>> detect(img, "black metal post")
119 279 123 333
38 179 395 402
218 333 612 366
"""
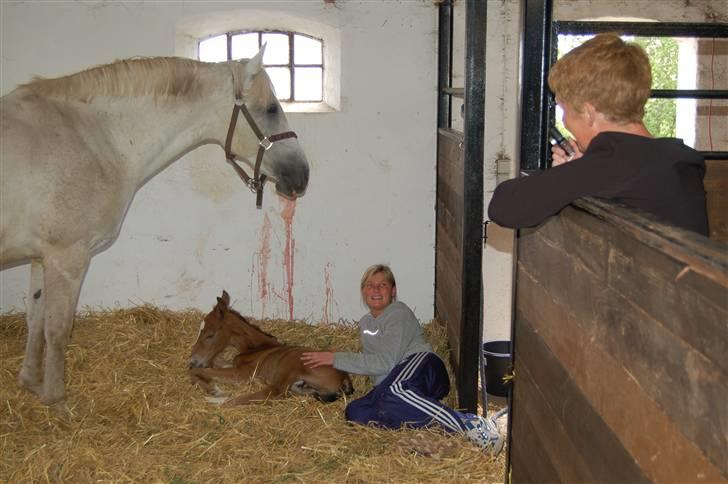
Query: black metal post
519 0 553 171
437 1 454 130
458 0 486 413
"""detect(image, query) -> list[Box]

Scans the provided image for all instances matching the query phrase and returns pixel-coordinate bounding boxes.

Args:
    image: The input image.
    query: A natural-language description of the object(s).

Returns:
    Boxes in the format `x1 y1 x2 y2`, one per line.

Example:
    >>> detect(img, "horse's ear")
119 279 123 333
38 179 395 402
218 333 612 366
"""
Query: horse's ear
221 290 231 307
243 44 266 89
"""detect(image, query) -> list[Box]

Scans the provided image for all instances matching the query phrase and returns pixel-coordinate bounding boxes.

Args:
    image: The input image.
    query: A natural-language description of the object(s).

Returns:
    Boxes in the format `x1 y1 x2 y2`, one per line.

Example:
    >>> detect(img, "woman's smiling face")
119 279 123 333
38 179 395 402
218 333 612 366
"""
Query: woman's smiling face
362 272 396 317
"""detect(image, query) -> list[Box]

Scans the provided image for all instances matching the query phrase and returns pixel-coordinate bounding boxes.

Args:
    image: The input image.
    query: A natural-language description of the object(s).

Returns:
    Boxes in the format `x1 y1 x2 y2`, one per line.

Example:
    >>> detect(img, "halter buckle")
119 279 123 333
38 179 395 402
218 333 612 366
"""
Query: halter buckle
246 178 260 193
259 137 273 151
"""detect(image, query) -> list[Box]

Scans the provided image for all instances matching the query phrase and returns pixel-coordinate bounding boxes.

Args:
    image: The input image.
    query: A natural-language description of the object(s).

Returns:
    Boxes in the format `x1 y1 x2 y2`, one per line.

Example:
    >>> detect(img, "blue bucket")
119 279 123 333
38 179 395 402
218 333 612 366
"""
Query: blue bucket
483 340 511 397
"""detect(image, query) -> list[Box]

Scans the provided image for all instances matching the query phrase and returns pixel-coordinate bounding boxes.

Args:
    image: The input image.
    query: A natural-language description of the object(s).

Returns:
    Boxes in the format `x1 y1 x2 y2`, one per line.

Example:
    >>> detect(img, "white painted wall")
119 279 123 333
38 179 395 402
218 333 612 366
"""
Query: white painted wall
0 0 438 322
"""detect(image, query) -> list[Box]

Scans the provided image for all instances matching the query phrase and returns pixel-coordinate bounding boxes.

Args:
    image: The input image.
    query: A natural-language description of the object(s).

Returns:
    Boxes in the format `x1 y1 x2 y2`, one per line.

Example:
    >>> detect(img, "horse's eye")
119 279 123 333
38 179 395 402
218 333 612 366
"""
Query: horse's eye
205 333 215 340
266 104 278 115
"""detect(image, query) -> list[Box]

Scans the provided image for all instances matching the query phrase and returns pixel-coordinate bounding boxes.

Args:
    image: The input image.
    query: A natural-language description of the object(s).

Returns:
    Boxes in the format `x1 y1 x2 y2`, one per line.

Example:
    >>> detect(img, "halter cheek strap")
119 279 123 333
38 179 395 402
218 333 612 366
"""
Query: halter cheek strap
224 98 298 209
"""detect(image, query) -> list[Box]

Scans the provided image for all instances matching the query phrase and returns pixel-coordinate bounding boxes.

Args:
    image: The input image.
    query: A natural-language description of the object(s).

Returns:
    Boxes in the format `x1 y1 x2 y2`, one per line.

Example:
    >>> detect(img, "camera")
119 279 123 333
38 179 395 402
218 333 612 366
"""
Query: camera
549 127 575 160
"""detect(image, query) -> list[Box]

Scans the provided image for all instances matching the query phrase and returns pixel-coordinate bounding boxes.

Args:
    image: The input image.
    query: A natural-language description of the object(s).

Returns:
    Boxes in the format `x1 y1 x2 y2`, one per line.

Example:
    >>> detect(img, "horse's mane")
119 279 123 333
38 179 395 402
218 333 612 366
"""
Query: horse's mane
20 56 274 106
21 57 213 103
227 308 278 340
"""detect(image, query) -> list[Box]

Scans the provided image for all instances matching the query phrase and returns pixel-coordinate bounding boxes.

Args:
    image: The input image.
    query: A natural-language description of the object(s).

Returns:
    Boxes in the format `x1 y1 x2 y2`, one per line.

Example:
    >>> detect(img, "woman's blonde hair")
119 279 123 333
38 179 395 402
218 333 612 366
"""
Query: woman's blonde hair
360 264 397 299
548 33 652 123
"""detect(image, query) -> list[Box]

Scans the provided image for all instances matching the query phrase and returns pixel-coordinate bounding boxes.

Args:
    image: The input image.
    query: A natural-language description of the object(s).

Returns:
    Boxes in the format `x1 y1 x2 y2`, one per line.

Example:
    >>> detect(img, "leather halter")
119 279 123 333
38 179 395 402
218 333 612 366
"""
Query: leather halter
224 95 298 209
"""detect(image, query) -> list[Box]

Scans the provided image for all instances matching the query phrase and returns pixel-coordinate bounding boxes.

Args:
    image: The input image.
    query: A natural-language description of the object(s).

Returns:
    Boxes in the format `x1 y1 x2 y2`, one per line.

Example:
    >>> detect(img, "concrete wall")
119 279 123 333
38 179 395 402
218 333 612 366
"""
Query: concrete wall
0 0 438 322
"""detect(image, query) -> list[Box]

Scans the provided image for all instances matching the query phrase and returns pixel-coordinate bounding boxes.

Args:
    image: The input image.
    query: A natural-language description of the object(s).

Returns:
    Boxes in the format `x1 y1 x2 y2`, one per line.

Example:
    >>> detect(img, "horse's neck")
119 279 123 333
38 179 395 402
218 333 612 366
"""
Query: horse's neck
230 323 281 351
77 62 235 188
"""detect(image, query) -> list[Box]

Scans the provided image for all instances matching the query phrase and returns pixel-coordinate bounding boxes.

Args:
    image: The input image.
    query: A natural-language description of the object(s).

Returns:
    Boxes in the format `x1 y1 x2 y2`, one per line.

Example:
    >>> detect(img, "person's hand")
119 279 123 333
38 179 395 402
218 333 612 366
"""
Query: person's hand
551 138 583 166
301 351 334 368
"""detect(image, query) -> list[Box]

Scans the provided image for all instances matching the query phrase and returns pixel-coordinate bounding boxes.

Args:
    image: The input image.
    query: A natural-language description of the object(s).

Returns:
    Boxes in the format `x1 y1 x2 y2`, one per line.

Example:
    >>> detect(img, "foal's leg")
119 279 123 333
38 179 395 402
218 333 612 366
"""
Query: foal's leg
189 366 255 394
40 250 90 406
222 385 286 406
18 260 45 395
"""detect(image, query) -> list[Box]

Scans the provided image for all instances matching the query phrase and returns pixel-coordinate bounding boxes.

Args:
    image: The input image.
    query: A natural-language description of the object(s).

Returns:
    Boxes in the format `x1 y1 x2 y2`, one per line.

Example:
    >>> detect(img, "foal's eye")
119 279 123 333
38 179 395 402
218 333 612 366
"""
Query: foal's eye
205 333 215 340
266 104 278 115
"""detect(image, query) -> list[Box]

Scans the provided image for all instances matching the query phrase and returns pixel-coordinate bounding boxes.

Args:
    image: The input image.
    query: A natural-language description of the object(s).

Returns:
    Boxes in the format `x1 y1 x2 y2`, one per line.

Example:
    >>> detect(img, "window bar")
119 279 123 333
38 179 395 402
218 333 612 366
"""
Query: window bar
289 32 295 102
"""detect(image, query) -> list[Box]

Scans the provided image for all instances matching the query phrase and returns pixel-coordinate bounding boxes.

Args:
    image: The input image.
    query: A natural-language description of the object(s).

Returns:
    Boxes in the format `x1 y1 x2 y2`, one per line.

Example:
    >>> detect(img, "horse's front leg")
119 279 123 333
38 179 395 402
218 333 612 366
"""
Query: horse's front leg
189 366 254 395
40 249 90 407
18 260 45 396
222 385 286 406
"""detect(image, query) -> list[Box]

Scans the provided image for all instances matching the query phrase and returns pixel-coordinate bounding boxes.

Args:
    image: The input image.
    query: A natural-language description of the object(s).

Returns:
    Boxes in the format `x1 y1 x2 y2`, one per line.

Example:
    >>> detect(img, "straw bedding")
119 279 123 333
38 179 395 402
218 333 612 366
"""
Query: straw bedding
1 306 506 482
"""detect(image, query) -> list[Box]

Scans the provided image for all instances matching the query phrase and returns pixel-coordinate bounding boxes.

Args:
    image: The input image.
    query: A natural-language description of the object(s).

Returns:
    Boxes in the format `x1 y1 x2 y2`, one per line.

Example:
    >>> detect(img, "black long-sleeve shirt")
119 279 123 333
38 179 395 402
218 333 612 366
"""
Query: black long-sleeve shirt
488 132 709 236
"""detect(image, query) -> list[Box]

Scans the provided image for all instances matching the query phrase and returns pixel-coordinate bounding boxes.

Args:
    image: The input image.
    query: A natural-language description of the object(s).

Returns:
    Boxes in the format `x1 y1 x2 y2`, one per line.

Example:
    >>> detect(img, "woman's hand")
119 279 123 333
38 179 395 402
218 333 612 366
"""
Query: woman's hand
551 138 583 166
301 351 334 368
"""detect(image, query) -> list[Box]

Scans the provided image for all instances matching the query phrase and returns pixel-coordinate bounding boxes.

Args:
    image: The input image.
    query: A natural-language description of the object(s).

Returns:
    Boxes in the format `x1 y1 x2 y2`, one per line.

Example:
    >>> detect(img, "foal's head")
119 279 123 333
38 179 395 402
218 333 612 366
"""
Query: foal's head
188 290 278 368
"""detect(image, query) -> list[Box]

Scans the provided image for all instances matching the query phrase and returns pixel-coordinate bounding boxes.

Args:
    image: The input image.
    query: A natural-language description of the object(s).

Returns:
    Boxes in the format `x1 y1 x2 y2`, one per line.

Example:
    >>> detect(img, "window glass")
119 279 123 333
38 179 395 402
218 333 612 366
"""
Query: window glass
294 34 323 64
294 67 323 101
266 67 291 100
198 30 324 103
231 33 259 60
199 35 227 62
262 33 289 64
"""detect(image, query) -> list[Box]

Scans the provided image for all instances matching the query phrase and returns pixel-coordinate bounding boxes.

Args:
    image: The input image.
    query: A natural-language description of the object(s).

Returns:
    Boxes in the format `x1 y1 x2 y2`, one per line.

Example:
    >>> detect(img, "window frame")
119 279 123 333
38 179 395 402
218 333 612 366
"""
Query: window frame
198 29 325 103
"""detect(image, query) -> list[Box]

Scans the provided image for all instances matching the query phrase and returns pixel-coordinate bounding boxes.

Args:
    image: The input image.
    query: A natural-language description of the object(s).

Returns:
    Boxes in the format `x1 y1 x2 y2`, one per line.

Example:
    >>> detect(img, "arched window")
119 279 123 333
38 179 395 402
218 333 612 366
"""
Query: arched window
199 30 324 103
176 10 341 113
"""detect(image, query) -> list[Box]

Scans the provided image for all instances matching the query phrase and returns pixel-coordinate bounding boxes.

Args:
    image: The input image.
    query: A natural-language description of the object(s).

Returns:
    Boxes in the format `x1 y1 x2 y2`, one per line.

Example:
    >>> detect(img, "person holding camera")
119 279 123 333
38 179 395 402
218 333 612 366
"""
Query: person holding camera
488 33 708 236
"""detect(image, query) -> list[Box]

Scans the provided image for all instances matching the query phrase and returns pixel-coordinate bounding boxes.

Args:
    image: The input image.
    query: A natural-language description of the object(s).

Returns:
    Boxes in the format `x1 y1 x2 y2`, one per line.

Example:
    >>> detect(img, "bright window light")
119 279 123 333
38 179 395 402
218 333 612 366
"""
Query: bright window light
199 35 228 63
198 30 323 103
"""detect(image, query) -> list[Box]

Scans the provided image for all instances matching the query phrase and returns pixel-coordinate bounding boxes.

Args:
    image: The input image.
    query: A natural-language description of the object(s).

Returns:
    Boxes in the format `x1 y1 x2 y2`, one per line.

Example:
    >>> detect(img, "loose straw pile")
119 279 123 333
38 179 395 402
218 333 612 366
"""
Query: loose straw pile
1 306 506 482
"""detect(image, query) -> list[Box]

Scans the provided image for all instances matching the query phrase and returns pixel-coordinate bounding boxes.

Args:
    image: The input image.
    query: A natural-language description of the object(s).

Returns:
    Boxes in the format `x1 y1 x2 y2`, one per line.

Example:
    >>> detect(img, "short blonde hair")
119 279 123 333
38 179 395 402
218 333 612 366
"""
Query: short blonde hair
360 264 397 299
548 33 652 123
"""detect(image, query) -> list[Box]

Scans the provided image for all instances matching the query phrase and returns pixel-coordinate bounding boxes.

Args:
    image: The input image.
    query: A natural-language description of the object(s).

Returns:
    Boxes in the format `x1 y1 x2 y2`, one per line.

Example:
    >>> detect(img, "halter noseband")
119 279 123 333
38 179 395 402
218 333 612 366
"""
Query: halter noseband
224 96 298 209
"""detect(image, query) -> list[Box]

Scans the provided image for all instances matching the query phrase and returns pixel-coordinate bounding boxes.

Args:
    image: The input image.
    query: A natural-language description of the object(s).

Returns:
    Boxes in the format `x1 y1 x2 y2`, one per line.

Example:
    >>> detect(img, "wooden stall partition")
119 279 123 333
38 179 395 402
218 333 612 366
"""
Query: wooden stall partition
435 128 465 369
510 198 728 483
705 159 728 243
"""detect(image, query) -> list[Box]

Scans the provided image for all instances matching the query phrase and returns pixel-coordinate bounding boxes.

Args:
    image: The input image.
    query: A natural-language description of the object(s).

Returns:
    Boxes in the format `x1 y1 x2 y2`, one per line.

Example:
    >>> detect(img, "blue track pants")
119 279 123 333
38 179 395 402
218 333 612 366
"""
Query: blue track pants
344 352 465 433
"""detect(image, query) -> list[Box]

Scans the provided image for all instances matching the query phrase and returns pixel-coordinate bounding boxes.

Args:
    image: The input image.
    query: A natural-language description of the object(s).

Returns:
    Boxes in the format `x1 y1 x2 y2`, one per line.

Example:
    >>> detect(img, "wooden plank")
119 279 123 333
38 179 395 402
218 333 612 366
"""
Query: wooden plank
436 197 463 250
598 285 728 475
514 313 651 483
513 341 594 483
705 159 728 242
607 232 728 374
518 227 605 328
509 388 562 484
517 267 727 482
572 198 728 287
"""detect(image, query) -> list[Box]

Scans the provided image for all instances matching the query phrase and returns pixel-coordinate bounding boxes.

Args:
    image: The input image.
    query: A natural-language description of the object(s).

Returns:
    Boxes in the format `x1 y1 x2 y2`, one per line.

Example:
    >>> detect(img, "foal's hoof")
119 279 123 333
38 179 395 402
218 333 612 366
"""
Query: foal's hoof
205 396 228 405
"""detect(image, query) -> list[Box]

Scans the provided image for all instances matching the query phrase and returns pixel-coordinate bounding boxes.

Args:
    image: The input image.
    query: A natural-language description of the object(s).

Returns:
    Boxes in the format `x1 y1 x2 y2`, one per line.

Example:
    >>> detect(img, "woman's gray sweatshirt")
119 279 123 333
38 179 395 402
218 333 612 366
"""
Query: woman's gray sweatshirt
333 301 432 385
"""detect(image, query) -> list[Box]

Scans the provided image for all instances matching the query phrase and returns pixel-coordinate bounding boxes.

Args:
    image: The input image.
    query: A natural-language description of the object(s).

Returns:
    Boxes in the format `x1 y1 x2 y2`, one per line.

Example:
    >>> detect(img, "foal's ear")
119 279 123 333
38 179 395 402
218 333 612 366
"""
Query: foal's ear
221 290 231 306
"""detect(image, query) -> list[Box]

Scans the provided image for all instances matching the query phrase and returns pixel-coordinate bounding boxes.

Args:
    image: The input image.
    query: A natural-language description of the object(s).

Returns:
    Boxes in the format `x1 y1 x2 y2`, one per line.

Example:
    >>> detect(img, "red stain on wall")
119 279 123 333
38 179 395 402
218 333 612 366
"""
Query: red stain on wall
322 262 334 323
253 213 272 318
280 198 297 320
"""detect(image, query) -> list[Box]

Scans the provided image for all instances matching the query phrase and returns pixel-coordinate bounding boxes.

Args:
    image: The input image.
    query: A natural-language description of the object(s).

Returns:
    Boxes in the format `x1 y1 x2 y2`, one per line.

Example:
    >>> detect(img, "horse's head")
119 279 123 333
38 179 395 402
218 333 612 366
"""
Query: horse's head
227 47 309 200
189 290 280 368
189 290 236 368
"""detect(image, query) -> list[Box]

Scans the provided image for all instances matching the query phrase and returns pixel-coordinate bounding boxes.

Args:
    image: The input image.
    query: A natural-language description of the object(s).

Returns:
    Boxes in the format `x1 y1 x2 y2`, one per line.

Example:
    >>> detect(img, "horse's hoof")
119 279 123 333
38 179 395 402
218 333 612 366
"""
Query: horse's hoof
18 372 43 396
48 401 74 421
205 396 228 405
40 388 67 408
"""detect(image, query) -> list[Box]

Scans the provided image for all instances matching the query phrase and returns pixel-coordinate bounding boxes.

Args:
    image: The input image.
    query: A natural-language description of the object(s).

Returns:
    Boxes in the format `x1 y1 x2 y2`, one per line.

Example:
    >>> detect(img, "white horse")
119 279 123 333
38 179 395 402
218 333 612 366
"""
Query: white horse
0 48 309 408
